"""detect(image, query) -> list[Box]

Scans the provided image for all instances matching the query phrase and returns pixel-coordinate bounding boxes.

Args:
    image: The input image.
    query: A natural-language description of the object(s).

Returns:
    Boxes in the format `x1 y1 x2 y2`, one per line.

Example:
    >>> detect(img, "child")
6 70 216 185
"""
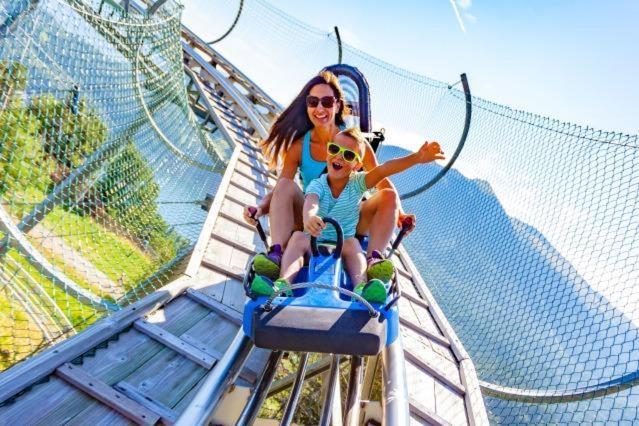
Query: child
251 128 444 302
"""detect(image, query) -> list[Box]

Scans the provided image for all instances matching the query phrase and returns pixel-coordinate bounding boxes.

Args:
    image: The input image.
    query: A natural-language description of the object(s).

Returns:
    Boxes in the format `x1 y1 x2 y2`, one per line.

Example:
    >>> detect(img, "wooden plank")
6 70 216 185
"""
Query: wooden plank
55 363 160 425
219 210 270 237
201 258 245 282
229 178 263 199
133 319 216 369
234 169 273 189
186 288 243 325
409 397 452 426
434 379 469 426
0 377 94 425
400 317 450 348
402 326 459 381
185 146 241 277
210 231 258 255
0 299 208 424
237 156 277 179
228 174 268 199
66 404 134 426
405 360 436 419
115 381 179 424
222 277 247 313
0 275 193 406
226 190 260 210
402 292 430 311
404 350 465 396
190 267 228 301
459 360 489 426
214 215 265 251
114 381 178 425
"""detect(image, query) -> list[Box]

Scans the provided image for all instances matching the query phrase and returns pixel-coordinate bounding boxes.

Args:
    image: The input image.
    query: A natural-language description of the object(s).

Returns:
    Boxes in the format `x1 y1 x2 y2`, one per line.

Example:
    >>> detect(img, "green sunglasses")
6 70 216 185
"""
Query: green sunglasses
327 142 362 163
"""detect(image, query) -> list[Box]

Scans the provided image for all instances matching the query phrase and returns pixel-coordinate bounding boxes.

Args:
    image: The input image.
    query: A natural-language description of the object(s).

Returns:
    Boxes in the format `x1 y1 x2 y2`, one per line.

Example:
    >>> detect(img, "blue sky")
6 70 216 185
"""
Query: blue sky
182 0 638 134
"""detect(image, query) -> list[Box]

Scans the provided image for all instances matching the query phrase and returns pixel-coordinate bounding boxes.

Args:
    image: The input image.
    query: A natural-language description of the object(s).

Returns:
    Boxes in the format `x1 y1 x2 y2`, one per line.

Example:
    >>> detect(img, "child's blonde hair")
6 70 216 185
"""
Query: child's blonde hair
339 127 366 159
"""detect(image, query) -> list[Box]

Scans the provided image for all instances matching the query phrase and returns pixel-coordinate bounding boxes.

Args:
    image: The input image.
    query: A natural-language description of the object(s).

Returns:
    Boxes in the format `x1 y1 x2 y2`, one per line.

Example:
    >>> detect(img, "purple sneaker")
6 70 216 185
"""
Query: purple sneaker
252 244 283 280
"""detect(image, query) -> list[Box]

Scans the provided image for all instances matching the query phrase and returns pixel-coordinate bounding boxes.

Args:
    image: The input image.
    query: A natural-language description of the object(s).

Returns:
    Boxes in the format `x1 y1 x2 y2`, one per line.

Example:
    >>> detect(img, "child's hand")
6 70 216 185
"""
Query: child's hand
304 215 325 237
416 141 445 163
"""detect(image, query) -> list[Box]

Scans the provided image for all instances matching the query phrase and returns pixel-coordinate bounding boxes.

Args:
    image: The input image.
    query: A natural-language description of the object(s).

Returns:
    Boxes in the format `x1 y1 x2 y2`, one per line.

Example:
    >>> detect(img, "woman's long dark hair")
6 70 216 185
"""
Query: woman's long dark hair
260 71 347 169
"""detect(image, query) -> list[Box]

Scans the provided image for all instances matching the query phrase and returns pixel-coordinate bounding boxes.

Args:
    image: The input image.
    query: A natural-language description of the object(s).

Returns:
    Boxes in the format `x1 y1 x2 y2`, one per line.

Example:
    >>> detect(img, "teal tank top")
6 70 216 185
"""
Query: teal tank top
299 126 347 190
299 131 328 191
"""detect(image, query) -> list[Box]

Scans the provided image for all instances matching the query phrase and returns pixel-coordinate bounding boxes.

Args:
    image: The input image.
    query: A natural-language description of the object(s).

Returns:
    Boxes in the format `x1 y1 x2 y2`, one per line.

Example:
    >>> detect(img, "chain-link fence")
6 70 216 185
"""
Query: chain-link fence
0 0 229 370
199 0 639 423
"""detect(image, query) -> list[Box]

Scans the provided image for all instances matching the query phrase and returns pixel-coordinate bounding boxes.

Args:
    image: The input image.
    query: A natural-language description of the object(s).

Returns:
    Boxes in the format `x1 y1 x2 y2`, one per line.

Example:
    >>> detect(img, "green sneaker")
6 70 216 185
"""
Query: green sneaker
250 275 276 296
274 278 293 297
353 282 366 301
361 279 388 304
252 244 283 280
366 250 394 283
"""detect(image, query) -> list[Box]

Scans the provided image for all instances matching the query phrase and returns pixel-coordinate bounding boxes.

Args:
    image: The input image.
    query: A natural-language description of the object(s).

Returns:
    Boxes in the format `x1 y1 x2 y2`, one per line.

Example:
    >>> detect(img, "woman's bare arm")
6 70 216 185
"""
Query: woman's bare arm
243 139 302 224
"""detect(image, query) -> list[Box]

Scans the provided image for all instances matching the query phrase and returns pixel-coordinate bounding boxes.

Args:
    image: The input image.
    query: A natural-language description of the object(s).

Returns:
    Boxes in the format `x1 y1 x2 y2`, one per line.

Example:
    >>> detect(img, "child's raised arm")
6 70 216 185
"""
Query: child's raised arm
303 194 325 237
364 141 445 189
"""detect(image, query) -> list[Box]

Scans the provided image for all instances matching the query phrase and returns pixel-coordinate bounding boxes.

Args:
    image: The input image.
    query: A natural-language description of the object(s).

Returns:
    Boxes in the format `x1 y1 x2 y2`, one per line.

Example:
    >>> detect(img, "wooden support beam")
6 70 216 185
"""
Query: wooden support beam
210 231 258 255
219 211 270 236
55 363 160 426
229 179 262 199
400 317 451 348
114 381 179 424
401 292 430 311
234 169 273 189
185 289 243 325
200 259 245 282
133 320 216 369
404 350 465 396
409 397 452 426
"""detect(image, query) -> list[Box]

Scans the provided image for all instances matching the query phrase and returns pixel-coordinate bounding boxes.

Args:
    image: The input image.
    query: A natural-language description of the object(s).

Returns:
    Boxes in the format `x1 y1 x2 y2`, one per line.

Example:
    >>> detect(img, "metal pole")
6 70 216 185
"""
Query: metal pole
175 331 253 426
381 338 409 425
343 356 363 426
236 350 282 426
319 355 341 426
280 353 309 426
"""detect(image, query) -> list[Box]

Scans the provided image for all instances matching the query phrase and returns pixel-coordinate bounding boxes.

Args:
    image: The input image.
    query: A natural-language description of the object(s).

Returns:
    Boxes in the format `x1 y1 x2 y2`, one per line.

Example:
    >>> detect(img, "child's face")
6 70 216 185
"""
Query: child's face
327 133 362 179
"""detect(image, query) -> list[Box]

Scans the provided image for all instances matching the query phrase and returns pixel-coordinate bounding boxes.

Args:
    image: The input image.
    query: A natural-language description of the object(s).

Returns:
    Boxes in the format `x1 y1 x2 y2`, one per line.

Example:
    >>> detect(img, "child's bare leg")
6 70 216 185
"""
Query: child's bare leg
280 231 311 283
341 238 366 287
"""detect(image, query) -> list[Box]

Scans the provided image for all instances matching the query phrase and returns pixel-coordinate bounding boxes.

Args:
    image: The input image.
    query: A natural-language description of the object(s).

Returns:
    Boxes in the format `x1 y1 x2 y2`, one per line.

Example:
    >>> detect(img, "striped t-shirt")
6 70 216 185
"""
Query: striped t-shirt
305 172 368 241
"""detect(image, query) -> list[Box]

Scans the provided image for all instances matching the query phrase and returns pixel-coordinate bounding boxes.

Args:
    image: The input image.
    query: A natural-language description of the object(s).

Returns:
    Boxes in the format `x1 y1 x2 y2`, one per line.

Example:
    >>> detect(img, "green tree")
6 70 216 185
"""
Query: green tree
29 94 107 169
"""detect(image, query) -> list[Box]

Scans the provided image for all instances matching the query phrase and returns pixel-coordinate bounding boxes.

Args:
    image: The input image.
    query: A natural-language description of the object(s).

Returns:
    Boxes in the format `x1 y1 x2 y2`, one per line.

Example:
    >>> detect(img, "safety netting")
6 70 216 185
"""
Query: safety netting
0 0 230 370
196 0 639 423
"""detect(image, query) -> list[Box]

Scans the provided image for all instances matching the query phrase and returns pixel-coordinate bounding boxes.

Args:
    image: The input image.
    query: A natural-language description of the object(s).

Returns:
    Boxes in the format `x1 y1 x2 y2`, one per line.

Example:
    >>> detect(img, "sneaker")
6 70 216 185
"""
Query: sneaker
250 275 276 296
356 279 388 304
253 244 283 280
274 278 293 297
366 250 394 283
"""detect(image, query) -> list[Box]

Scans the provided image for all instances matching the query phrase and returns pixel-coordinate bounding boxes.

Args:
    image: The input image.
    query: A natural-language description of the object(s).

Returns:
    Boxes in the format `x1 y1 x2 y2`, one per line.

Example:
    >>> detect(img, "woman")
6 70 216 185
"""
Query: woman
243 71 415 282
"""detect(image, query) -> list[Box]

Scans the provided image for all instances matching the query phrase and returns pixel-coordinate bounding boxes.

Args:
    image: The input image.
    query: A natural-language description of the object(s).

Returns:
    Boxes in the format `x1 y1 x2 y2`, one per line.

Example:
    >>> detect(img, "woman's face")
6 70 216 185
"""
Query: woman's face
307 83 340 129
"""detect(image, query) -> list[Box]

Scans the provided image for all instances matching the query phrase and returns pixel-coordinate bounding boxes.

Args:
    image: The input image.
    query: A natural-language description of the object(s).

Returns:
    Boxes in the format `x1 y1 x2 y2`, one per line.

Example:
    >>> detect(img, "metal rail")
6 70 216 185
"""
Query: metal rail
319 355 341 426
280 353 309 425
175 331 254 425
400 73 472 200
381 337 410 425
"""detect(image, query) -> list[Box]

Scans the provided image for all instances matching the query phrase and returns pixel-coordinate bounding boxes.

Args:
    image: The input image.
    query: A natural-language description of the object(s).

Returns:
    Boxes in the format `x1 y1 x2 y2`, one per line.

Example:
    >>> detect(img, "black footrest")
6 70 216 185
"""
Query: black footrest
252 305 387 355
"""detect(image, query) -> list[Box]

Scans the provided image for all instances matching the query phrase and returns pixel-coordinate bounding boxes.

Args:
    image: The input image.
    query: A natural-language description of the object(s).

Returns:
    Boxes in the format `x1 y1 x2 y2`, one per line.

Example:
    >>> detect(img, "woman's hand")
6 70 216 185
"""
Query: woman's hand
415 141 445 163
398 212 416 235
304 215 325 237
243 205 264 226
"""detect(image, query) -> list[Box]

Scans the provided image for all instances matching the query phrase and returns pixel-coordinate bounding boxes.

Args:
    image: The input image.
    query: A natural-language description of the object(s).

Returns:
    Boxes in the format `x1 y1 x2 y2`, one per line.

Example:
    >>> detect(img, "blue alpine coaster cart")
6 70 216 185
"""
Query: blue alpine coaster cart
242 213 411 356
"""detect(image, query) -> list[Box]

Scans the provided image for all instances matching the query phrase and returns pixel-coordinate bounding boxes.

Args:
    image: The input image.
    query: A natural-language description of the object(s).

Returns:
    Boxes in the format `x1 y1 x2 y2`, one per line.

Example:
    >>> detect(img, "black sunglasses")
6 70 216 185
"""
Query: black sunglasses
306 95 336 108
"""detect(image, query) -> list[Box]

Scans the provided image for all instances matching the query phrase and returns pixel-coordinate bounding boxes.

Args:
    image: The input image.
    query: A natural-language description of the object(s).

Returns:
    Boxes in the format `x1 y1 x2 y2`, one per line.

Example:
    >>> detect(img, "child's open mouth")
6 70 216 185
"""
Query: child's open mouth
331 161 343 171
